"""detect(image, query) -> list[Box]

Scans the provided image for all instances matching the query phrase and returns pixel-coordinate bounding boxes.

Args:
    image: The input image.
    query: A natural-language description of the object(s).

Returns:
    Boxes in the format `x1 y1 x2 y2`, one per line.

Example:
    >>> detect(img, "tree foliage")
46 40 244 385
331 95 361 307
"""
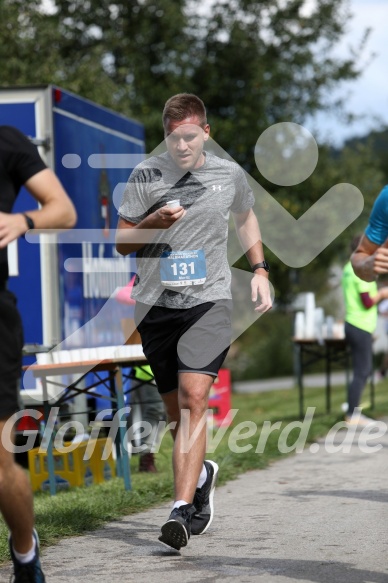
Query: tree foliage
1 0 386 379
0 0 369 146
0 0 381 306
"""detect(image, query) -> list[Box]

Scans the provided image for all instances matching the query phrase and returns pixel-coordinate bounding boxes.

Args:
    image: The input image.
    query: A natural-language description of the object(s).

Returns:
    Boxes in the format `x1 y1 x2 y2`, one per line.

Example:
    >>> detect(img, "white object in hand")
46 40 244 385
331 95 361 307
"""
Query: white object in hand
166 200 180 208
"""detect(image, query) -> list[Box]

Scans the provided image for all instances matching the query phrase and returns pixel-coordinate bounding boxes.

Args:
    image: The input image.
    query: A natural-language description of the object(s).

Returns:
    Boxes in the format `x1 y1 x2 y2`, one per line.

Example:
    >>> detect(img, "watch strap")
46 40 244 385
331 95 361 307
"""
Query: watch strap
23 214 35 231
251 261 270 273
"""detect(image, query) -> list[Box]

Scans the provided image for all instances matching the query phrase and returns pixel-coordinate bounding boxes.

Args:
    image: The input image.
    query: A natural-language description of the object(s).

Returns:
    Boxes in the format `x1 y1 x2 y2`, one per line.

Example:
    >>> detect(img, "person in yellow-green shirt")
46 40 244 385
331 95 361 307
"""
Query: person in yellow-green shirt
342 234 388 427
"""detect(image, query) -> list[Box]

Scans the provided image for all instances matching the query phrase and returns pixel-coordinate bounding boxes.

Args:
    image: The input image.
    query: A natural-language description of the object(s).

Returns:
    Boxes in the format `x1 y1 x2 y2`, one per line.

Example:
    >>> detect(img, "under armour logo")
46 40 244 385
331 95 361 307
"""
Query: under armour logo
212 185 222 191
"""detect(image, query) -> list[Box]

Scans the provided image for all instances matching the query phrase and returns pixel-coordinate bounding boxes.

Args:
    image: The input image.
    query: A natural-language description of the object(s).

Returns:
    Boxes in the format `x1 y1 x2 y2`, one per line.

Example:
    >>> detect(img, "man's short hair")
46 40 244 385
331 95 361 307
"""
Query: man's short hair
162 93 207 129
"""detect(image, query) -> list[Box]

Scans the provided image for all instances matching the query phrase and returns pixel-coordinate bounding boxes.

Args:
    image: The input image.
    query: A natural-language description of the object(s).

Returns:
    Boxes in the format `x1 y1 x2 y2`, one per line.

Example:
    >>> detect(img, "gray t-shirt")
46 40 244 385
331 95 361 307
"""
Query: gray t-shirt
118 151 254 308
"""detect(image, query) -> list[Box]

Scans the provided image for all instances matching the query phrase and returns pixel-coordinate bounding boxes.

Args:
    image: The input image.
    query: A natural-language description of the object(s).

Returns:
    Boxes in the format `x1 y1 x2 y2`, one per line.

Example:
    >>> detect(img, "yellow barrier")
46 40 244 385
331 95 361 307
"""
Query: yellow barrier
28 438 116 492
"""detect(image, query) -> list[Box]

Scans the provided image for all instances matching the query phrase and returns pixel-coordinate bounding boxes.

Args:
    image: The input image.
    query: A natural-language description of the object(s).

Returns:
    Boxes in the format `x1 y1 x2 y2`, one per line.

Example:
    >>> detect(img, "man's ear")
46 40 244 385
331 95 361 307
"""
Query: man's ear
203 124 210 141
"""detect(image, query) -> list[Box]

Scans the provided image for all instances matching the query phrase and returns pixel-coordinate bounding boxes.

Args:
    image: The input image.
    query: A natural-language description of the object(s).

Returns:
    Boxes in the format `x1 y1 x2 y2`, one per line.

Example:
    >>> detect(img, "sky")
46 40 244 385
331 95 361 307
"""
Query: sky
306 0 388 146
198 0 388 146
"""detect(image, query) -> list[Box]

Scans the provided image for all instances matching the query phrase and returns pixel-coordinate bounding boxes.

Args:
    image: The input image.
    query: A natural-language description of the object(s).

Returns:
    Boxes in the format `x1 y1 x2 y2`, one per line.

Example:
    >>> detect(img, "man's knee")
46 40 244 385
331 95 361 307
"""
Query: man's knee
179 390 210 418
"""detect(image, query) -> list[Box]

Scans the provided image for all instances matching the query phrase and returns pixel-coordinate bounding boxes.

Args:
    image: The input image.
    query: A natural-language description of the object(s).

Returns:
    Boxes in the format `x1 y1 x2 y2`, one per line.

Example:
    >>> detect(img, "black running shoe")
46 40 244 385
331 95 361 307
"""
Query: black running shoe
158 503 197 550
191 460 219 535
9 529 46 582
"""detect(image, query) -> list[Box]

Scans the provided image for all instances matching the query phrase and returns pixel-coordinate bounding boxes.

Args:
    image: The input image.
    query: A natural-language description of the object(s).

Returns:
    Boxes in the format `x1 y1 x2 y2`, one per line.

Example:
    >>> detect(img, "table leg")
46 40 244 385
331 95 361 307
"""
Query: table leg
109 371 122 477
294 343 304 418
325 345 331 414
43 397 57 496
345 346 350 404
113 369 131 490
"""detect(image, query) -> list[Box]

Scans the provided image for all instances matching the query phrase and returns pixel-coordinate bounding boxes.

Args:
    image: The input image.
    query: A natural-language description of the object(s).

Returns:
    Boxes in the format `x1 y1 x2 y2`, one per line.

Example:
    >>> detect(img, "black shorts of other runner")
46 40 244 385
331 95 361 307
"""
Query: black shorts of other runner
0 289 24 418
135 300 232 394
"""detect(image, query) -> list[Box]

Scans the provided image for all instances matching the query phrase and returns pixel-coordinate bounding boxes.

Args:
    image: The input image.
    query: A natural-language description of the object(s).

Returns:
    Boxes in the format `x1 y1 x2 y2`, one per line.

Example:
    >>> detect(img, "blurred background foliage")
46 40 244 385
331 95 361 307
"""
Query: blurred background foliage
1 0 387 379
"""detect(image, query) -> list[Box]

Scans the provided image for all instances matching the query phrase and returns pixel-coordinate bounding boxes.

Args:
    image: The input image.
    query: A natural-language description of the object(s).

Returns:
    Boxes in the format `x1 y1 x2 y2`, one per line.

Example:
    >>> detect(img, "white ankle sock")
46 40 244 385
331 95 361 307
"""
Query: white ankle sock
196 464 207 489
173 499 190 509
13 537 36 564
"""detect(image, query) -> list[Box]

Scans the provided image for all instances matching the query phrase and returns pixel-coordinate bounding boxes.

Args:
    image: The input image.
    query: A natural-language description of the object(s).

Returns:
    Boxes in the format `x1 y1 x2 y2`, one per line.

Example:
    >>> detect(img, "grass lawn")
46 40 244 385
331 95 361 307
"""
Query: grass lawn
0 379 387 563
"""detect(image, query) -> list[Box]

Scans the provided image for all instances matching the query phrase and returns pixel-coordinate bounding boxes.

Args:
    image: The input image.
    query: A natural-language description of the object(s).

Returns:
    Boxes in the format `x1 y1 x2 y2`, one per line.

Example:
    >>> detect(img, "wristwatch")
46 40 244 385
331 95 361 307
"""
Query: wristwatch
251 261 270 273
23 214 35 231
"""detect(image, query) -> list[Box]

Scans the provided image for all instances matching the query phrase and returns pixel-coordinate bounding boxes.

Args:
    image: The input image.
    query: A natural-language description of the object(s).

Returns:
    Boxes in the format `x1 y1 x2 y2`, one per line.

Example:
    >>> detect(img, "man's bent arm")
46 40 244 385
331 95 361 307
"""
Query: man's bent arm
116 216 160 255
24 168 77 230
0 168 76 249
116 205 186 256
351 234 388 282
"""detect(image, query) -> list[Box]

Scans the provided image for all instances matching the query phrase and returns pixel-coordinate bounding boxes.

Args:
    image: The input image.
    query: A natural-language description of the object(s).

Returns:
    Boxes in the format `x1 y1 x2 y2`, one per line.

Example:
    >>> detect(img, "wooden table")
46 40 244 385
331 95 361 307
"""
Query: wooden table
26 355 150 495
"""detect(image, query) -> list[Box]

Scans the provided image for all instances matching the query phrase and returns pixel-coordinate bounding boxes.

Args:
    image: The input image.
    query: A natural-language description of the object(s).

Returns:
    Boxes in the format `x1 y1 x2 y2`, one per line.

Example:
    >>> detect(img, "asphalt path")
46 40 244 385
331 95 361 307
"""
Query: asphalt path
1 418 387 582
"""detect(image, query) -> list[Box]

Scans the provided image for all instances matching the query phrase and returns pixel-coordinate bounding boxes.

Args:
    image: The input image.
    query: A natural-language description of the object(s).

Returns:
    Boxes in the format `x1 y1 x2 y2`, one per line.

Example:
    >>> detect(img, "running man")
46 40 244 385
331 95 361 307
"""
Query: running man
0 125 76 581
116 94 272 550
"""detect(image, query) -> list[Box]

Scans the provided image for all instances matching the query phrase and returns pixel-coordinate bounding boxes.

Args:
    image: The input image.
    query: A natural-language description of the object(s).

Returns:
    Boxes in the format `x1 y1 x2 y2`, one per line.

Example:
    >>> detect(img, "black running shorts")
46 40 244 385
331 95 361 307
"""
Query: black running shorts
0 289 24 418
135 300 232 394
